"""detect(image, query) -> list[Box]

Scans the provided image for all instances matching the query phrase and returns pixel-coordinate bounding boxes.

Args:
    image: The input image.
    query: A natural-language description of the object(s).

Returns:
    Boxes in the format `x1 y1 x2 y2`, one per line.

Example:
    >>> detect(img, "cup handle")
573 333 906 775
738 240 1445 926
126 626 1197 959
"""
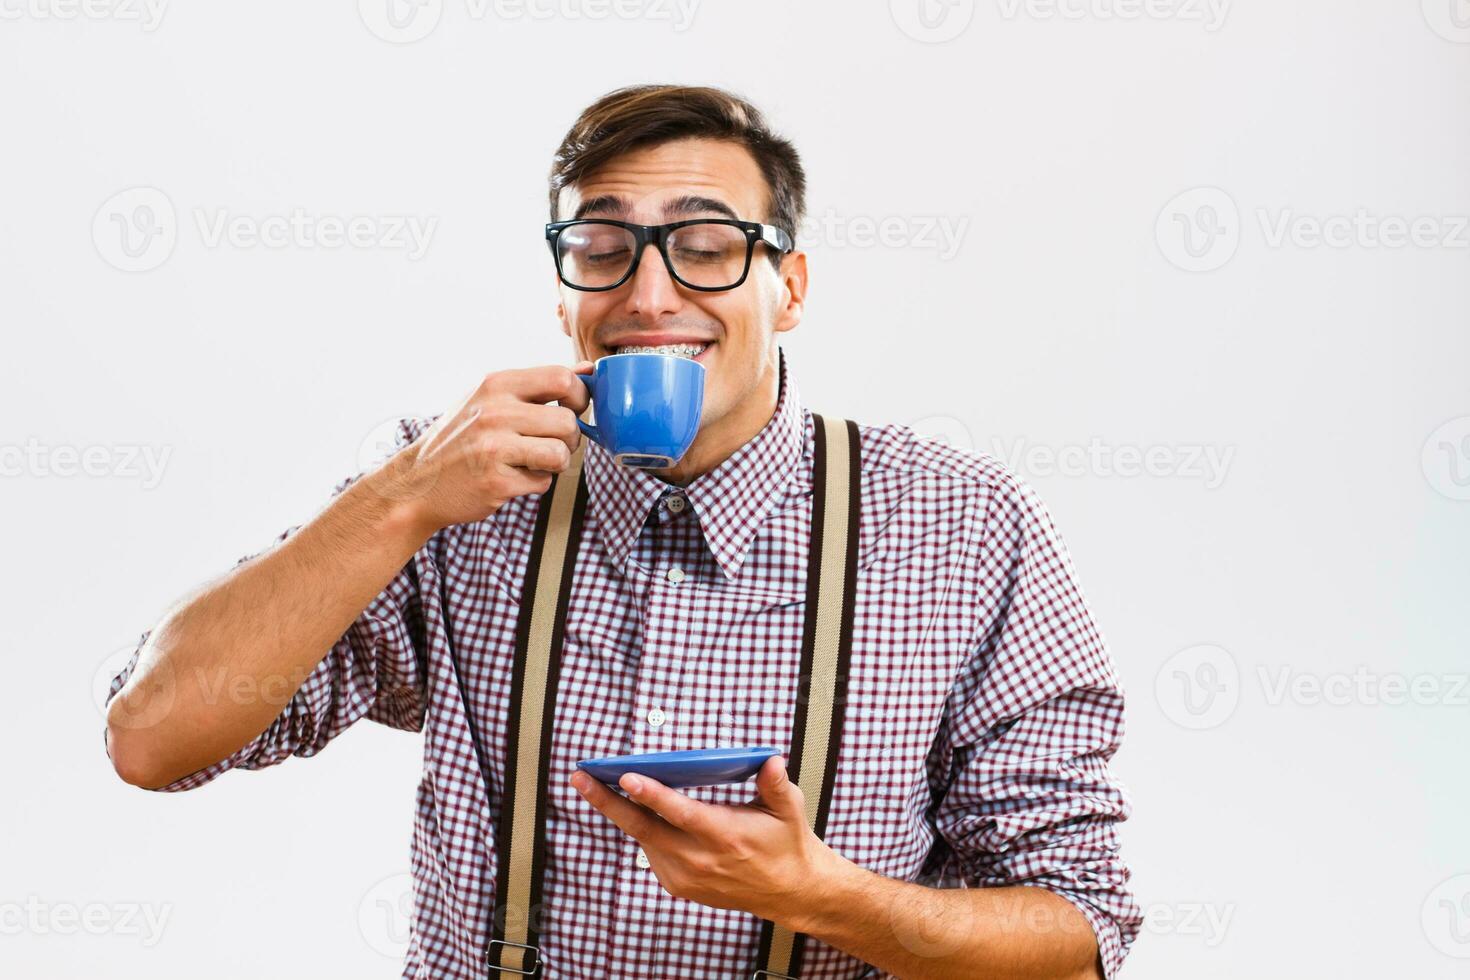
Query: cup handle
575 374 601 444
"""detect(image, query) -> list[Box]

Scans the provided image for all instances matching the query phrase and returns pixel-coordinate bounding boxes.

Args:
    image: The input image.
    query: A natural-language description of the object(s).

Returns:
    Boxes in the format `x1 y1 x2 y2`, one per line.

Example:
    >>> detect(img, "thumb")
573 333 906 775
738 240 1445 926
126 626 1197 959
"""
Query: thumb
756 755 805 820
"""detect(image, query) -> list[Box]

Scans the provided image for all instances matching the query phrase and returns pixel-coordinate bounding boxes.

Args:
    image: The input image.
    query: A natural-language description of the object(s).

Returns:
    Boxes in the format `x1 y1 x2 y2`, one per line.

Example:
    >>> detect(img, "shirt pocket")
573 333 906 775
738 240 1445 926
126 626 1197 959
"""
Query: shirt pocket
676 583 809 763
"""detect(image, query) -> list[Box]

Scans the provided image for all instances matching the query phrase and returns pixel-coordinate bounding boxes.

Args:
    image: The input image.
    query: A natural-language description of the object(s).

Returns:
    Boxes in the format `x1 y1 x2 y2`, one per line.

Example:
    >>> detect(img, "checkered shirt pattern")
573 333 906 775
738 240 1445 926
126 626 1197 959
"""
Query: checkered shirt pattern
106 346 1141 978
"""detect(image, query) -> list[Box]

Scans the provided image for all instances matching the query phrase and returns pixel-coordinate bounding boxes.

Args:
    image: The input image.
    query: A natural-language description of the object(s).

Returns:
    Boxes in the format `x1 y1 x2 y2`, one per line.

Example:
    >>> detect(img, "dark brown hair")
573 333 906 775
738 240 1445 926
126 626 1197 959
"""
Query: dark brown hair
549 84 806 268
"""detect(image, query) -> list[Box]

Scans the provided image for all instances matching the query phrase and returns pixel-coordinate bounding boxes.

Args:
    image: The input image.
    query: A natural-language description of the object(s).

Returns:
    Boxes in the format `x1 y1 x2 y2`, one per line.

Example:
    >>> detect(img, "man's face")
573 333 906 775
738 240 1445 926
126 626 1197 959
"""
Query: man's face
555 138 805 438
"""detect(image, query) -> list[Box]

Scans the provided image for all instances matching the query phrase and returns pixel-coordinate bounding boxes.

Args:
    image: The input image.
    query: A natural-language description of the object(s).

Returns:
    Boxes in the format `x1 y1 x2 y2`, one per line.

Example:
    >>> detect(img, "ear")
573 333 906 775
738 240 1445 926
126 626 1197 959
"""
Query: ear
772 249 807 337
556 283 571 339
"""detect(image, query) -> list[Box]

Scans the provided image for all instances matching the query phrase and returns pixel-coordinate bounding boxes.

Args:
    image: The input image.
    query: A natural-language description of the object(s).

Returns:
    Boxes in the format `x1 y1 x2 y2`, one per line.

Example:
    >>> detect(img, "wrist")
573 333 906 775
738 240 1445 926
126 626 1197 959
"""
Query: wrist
347 465 438 551
779 843 869 936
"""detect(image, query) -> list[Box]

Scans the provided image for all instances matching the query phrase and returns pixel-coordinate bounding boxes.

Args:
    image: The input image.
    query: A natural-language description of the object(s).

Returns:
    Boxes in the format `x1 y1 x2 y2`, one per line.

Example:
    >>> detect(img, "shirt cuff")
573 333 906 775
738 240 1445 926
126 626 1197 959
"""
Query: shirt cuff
1018 882 1129 979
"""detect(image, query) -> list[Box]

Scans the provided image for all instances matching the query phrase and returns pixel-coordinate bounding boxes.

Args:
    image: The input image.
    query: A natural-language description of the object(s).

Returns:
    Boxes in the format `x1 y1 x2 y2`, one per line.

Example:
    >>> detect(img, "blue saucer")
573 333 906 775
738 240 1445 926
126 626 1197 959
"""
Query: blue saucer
575 746 781 789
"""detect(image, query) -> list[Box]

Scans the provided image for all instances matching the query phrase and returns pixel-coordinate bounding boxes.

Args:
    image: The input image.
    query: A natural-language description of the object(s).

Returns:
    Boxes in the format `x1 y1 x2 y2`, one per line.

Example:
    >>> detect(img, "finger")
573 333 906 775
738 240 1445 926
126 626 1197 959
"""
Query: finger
508 402 583 454
618 772 715 837
498 365 590 413
570 770 666 843
497 434 574 474
494 465 556 499
558 361 594 415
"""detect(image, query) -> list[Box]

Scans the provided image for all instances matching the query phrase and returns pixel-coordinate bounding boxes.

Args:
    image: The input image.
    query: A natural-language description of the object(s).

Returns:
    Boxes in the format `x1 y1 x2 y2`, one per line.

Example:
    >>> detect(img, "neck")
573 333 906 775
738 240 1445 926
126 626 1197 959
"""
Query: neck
655 355 781 486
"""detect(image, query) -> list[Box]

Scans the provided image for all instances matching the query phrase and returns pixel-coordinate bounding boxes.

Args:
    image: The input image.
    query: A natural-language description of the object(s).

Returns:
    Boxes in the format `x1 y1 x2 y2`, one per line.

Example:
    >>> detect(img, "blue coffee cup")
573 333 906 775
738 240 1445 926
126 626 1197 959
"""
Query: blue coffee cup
577 353 706 468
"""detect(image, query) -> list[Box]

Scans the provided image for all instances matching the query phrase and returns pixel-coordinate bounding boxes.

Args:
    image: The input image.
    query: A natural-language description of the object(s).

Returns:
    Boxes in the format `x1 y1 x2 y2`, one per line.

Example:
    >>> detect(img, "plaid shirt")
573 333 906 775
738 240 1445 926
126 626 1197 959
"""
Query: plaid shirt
106 347 1141 978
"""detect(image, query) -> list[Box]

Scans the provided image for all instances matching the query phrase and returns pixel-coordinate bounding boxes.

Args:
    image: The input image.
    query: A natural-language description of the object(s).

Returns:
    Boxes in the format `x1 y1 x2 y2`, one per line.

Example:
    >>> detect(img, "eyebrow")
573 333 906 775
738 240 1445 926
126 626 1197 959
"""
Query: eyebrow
663 195 739 221
570 194 742 222
571 195 626 220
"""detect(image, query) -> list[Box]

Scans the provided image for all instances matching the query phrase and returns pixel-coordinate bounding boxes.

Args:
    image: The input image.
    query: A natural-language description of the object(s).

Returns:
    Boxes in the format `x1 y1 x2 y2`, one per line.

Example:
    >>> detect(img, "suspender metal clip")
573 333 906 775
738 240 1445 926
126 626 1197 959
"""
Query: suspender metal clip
487 938 541 976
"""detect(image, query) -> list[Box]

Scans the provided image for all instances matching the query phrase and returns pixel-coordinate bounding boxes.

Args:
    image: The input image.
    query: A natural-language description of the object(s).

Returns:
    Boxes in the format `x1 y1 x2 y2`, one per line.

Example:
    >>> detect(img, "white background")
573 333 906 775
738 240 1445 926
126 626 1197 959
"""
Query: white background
3 1 1468 976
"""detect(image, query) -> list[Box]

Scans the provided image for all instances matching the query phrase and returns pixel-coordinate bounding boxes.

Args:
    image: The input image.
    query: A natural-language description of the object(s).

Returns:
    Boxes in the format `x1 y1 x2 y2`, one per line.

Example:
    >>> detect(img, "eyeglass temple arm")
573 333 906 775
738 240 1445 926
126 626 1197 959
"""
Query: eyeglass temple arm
760 224 794 252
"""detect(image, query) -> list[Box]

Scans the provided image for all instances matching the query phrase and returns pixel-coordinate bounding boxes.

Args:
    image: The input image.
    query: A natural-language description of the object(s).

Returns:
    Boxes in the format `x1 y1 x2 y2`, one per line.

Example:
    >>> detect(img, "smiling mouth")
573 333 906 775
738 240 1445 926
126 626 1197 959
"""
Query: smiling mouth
613 342 710 358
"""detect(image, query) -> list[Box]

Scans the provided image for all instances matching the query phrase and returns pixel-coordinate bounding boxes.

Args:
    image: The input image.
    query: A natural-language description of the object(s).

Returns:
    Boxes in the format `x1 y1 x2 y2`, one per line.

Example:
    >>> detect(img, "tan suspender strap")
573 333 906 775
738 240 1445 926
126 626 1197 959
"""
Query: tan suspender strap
488 442 589 978
753 413 863 980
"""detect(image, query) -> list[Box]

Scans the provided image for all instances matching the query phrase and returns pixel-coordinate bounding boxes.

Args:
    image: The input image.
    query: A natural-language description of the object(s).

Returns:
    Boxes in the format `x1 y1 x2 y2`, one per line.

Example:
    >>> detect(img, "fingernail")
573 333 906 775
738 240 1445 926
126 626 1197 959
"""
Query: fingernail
622 774 643 794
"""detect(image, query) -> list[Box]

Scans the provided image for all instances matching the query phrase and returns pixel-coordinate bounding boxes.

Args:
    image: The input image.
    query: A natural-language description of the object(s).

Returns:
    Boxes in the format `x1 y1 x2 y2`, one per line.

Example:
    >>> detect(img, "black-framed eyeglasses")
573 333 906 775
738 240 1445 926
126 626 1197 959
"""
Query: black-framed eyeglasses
545 218 795 292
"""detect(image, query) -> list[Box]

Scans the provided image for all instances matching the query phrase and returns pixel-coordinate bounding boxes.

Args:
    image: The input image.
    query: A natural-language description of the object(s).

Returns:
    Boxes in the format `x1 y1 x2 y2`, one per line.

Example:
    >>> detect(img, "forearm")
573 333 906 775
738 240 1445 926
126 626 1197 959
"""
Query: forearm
105 470 431 788
786 852 1104 980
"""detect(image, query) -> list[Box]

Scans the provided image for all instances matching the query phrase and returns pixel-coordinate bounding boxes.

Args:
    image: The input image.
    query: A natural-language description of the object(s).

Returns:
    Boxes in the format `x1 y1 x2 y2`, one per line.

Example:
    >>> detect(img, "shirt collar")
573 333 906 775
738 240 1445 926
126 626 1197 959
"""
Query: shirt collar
583 346 806 582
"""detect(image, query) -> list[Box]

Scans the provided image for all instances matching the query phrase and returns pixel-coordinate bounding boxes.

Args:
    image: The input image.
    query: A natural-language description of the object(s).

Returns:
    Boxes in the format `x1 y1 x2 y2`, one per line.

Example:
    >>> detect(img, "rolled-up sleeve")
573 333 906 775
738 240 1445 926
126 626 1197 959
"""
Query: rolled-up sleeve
930 475 1142 977
103 420 431 793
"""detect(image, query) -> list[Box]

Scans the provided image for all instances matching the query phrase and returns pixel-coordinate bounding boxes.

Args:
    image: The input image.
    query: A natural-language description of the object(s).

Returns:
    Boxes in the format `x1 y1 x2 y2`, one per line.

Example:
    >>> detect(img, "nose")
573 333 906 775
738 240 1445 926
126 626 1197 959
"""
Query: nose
623 241 683 320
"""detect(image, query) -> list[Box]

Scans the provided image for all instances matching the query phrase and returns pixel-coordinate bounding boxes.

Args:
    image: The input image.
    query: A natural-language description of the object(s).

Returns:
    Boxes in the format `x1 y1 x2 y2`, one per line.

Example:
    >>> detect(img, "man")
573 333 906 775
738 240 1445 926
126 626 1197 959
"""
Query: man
105 84 1141 979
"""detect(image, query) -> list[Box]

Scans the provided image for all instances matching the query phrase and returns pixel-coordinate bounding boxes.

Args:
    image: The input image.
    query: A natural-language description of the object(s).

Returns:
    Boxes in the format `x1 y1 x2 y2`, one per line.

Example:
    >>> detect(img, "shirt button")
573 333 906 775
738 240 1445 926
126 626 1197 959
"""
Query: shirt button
635 848 651 869
666 495 686 513
665 566 685 584
646 707 666 728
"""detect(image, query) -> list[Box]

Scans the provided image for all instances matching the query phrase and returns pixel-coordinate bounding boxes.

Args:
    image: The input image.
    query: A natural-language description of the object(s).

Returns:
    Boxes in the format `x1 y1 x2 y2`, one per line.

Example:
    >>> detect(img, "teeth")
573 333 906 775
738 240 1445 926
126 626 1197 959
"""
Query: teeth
615 343 709 359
